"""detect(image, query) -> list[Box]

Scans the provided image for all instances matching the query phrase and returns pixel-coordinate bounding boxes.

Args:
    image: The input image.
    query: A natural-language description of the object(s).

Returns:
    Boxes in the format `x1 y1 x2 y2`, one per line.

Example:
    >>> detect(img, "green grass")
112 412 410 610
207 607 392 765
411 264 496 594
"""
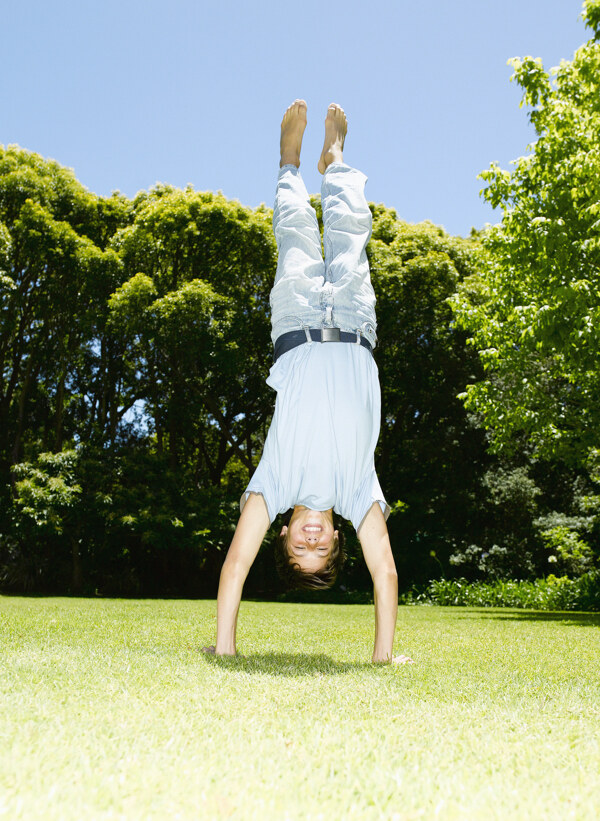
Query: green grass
1 598 599 820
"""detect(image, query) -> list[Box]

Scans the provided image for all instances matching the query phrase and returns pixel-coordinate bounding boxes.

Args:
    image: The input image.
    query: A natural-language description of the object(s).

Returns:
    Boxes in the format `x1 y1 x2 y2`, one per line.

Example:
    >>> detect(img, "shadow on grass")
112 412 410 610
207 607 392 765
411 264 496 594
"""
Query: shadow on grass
202 651 382 676
454 609 600 628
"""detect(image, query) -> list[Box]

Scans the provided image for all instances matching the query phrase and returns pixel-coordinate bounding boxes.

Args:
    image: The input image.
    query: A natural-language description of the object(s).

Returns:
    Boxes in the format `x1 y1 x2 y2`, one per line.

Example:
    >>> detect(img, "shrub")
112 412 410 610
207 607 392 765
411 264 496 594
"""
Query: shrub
403 571 600 611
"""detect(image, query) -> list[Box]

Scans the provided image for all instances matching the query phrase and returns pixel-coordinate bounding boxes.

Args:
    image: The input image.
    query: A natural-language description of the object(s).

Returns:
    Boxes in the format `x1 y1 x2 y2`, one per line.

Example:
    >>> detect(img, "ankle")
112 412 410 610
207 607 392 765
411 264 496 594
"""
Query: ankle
322 147 343 171
280 155 300 169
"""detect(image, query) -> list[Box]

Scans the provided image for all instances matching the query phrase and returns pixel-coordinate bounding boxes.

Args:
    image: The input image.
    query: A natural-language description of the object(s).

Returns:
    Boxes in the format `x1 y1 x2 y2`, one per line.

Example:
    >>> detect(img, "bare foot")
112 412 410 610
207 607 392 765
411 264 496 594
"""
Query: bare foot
318 103 347 174
280 99 307 168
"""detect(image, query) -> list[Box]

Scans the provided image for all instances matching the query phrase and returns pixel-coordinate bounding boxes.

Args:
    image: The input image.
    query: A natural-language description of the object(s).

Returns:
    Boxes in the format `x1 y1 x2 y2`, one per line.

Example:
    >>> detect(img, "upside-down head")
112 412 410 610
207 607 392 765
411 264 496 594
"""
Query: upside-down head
274 506 346 590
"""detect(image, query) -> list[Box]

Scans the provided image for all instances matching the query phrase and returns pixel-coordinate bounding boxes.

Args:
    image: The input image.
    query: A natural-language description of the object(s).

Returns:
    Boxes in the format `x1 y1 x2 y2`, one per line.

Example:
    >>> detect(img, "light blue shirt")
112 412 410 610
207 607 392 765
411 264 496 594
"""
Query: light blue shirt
241 342 390 532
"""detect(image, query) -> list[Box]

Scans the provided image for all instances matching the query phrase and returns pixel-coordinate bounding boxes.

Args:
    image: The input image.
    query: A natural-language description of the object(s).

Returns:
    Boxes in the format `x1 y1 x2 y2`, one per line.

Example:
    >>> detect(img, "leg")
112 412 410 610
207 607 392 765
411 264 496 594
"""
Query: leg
271 101 326 344
273 166 323 291
318 105 377 346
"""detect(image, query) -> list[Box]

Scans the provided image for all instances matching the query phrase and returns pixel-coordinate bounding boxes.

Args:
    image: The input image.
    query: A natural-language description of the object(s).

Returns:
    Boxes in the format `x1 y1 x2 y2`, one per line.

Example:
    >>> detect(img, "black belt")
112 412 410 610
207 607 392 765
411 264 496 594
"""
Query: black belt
273 327 373 363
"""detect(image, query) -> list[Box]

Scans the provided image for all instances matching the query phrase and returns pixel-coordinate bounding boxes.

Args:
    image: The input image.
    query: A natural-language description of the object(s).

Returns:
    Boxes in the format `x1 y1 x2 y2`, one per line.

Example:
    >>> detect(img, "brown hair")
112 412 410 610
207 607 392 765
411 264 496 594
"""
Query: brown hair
274 511 346 590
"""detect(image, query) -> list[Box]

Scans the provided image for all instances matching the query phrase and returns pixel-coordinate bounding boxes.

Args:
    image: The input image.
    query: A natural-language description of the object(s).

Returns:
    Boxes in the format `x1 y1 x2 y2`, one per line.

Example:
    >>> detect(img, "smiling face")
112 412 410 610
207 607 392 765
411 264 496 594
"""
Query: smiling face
280 506 339 573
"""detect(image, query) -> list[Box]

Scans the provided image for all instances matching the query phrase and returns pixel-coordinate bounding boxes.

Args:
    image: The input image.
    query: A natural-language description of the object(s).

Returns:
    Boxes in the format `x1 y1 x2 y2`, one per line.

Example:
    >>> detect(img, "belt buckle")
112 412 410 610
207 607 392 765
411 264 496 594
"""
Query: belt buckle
320 327 341 342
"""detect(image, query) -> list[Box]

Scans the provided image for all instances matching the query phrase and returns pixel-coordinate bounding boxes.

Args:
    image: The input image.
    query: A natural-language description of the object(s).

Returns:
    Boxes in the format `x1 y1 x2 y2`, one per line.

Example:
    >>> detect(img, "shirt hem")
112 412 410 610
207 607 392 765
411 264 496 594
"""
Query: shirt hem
240 490 273 523
356 499 390 533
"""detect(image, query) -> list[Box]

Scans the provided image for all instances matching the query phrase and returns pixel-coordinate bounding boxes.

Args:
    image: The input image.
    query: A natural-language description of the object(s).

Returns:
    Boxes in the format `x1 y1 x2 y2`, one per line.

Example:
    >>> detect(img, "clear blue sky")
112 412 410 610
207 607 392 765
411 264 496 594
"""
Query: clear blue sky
2 0 589 236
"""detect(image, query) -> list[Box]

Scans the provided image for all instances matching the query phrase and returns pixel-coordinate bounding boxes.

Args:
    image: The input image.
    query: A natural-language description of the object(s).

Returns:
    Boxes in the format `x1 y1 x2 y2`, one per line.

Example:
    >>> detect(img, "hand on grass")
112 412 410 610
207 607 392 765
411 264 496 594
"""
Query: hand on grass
201 645 244 659
372 653 415 665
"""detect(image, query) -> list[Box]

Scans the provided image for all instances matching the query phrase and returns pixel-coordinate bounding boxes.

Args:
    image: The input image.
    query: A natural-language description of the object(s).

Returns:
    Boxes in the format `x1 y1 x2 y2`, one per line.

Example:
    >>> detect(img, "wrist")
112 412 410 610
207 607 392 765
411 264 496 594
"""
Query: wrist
372 645 393 663
215 639 236 656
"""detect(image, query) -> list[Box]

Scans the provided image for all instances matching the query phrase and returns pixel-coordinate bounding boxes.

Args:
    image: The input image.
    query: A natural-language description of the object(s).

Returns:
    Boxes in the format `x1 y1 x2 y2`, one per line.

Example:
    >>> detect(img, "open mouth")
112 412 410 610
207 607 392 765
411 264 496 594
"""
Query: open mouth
302 525 323 532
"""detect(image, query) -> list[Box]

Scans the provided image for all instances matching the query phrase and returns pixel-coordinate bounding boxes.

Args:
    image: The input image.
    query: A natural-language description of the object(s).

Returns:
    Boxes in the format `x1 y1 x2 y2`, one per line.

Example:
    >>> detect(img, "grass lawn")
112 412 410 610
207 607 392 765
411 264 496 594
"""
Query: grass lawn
1 598 599 820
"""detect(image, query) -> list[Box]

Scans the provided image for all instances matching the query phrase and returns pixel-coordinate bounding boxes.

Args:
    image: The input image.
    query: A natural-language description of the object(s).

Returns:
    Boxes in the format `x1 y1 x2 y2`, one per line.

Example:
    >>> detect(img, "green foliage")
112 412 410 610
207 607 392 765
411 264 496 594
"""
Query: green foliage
538 518 595 576
109 187 276 483
366 210 491 584
409 571 600 611
452 7 600 467
582 0 600 39
91 447 239 597
12 450 81 533
0 148 277 594
3 72 600 595
0 144 124 471
449 467 542 579
3 450 83 591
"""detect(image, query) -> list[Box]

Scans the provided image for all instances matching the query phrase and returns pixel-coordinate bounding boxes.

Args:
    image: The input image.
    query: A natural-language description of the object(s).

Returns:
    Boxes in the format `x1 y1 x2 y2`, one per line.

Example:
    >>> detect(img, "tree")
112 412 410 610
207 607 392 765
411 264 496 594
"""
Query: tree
7 130 597 594
111 187 276 483
356 208 490 586
452 1 600 468
8 450 82 592
0 146 126 466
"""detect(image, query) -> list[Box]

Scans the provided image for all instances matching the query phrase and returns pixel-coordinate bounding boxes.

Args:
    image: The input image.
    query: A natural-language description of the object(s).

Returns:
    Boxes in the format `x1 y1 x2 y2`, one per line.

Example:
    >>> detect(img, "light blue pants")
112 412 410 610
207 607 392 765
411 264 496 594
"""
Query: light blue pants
270 163 378 349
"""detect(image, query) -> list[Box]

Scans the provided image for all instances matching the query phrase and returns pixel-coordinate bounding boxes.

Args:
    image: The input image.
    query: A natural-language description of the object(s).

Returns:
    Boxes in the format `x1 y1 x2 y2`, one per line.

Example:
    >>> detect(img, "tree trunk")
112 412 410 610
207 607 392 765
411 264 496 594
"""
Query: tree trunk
71 537 83 595
54 369 66 452
169 408 178 470
156 418 163 456
11 359 39 464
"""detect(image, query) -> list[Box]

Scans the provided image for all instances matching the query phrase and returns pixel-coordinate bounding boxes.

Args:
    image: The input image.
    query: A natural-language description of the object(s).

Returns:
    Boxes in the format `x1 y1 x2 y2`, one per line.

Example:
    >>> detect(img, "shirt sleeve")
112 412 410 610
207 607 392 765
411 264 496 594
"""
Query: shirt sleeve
350 468 390 533
240 459 283 524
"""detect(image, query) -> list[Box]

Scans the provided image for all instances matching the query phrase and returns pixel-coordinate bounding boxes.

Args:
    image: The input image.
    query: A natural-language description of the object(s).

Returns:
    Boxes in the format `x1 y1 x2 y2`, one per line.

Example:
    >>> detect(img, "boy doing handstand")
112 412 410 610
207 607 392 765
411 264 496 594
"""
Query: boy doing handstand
203 100 413 664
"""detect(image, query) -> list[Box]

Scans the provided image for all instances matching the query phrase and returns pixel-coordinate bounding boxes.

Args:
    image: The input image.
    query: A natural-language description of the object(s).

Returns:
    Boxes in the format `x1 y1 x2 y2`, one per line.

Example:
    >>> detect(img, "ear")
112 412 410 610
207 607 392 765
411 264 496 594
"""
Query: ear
280 525 288 537
334 529 339 541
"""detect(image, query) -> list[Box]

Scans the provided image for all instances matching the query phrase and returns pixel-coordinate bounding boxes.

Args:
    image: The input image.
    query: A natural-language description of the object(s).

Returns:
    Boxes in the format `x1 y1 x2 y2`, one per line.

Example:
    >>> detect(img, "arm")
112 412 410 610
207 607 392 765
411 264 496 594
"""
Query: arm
205 492 270 656
358 502 409 664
